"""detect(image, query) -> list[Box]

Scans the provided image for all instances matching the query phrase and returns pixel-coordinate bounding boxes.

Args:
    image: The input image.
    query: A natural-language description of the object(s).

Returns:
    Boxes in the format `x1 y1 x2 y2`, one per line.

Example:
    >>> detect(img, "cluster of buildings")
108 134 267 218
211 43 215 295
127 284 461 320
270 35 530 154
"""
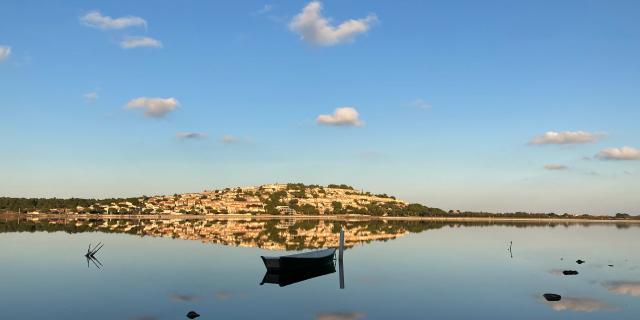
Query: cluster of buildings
61 183 407 216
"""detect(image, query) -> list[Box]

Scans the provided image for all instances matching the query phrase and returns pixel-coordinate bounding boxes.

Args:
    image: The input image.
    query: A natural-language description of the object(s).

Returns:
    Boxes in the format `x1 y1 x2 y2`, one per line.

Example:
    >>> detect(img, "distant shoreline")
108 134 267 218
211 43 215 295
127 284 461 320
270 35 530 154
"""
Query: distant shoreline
2 213 639 224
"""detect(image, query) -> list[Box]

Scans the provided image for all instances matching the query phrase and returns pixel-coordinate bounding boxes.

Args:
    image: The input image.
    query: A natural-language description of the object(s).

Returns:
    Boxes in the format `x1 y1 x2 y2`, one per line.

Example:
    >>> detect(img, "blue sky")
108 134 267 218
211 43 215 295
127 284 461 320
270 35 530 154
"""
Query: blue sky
1 0 639 214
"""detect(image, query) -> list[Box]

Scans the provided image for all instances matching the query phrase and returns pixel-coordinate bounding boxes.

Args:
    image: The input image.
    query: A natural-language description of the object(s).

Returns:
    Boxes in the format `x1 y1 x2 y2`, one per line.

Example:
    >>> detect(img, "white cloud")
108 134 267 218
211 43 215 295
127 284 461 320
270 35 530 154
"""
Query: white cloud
604 281 640 297
221 135 239 144
126 97 179 118
316 107 364 127
80 11 147 30
544 164 568 170
256 4 273 15
84 91 99 101
176 132 207 140
596 146 640 161
529 131 605 145
120 36 163 49
0 45 11 61
289 1 377 46
412 98 431 109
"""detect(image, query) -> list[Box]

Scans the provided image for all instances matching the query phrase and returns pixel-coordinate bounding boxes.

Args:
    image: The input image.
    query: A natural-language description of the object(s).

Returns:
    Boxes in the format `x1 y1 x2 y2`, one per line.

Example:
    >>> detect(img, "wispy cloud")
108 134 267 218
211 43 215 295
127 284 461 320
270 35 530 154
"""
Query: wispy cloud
316 312 366 320
316 107 364 127
120 36 163 49
358 150 384 160
544 164 568 170
83 91 99 101
529 131 606 145
595 146 640 161
221 135 239 144
256 4 273 15
290 1 377 46
411 98 431 109
0 45 11 61
80 11 147 30
176 132 207 140
126 97 180 118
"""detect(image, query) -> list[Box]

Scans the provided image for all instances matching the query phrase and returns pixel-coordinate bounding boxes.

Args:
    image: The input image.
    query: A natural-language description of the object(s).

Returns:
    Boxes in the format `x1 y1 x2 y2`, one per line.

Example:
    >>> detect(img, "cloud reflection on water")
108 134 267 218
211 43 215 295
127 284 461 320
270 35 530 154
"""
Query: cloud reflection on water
215 291 233 300
132 316 158 320
316 312 366 320
169 293 199 302
542 297 615 312
603 281 640 297
548 269 564 276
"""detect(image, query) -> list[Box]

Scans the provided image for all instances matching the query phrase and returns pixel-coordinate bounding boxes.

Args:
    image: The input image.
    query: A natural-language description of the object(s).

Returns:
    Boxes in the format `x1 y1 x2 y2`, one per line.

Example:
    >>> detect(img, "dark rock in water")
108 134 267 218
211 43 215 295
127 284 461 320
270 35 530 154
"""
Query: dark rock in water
576 259 586 264
543 293 562 302
187 311 200 319
608 264 614 267
562 270 579 275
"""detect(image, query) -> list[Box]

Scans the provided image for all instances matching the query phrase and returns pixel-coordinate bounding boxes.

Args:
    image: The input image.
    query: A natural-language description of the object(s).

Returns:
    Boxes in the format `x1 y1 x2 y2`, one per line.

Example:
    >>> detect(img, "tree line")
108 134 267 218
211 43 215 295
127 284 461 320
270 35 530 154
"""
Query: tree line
0 197 141 213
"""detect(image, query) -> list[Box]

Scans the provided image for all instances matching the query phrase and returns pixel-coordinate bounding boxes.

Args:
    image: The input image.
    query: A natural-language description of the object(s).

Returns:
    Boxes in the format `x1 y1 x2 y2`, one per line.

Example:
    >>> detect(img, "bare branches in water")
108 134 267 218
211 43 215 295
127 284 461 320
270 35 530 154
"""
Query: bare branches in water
85 242 104 269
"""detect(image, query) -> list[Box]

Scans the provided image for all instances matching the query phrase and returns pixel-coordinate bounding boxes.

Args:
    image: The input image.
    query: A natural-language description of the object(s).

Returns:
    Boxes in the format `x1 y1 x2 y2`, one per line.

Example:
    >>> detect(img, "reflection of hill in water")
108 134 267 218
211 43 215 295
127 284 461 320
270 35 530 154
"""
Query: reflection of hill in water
0 217 636 250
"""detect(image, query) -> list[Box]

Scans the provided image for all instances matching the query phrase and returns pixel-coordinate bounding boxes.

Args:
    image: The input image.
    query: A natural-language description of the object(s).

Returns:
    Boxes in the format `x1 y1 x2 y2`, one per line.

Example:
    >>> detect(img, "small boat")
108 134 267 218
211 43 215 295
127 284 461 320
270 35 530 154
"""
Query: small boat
261 248 336 271
260 262 336 287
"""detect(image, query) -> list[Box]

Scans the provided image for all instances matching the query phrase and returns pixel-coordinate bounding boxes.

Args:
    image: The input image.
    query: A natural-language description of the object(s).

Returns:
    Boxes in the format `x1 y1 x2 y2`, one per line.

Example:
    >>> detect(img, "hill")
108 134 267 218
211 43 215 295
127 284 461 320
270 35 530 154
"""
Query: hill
0 183 446 217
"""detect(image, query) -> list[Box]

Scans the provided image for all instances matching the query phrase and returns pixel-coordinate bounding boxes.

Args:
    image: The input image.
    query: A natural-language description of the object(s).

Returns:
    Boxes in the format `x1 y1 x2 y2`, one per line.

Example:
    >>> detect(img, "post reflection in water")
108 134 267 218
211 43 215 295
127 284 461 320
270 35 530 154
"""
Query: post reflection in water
339 228 345 290
339 255 345 290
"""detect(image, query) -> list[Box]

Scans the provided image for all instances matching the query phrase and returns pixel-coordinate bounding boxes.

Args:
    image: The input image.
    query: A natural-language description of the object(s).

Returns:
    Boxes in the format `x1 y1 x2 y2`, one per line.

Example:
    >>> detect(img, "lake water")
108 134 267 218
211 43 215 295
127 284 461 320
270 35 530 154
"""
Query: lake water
1 217 639 319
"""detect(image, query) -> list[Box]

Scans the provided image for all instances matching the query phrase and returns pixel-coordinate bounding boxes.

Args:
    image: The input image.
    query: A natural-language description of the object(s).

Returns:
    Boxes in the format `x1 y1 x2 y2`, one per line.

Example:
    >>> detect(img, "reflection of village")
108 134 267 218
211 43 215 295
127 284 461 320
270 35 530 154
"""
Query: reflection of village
3 217 635 250
25 218 412 250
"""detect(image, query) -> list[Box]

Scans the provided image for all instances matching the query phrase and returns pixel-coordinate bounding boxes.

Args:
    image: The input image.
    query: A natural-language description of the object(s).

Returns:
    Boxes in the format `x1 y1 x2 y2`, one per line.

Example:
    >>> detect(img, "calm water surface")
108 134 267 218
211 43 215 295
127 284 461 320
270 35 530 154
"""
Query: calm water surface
0 218 639 319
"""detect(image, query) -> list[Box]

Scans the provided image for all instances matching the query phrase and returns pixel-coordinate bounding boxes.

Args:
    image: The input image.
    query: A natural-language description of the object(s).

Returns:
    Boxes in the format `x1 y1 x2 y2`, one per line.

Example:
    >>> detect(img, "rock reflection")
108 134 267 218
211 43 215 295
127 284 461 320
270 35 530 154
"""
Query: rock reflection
603 281 640 297
542 297 615 312
316 312 365 320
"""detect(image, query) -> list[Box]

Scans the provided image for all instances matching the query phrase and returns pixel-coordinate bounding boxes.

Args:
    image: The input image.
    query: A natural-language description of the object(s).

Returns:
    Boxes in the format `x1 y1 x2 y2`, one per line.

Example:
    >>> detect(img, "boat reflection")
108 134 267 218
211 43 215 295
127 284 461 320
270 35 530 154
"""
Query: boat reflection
260 261 337 287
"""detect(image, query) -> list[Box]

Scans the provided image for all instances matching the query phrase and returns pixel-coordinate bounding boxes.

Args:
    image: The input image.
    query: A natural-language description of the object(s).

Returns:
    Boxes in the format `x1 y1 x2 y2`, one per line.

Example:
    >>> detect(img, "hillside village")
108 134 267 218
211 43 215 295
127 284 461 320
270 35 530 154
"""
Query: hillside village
21 183 419 216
